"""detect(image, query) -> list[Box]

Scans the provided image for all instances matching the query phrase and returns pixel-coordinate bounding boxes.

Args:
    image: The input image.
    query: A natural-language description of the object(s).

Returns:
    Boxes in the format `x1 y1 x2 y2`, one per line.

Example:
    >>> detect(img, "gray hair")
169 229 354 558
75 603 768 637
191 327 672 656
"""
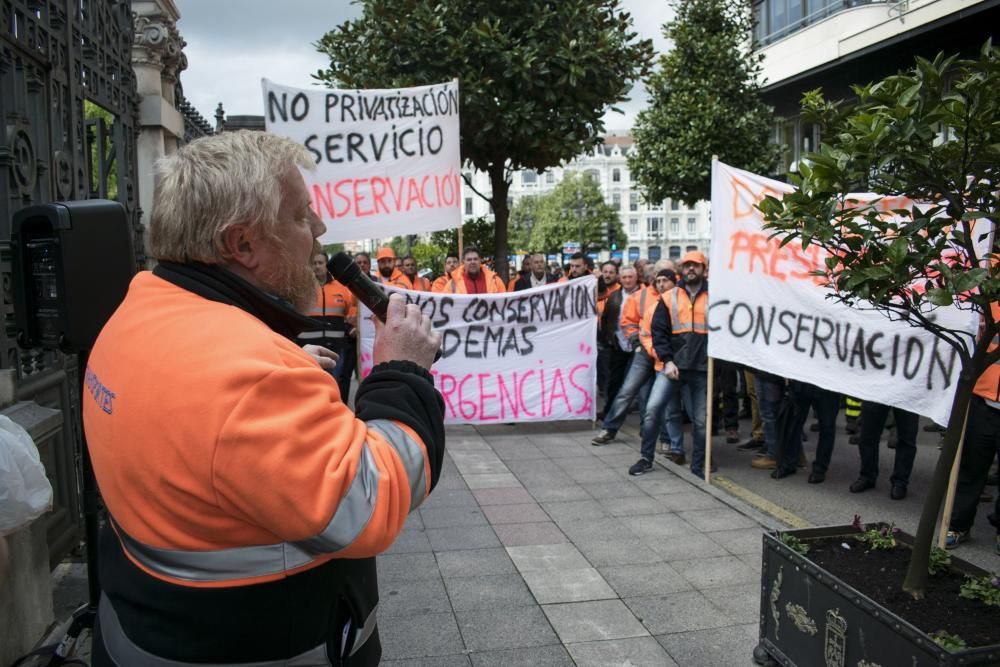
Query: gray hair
149 131 315 263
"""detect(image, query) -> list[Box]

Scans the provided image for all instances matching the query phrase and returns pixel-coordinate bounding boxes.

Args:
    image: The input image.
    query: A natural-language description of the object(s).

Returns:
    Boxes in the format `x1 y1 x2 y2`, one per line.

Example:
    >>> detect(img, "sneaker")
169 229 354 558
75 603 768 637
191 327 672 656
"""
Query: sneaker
629 458 653 476
751 456 777 470
737 438 764 452
725 428 739 444
591 430 617 446
944 530 969 550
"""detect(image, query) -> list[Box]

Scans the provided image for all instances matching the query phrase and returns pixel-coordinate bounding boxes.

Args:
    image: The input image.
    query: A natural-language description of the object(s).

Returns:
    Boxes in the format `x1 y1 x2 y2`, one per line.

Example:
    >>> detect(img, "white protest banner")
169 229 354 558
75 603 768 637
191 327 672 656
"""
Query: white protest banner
357 277 598 424
708 161 983 426
263 79 462 244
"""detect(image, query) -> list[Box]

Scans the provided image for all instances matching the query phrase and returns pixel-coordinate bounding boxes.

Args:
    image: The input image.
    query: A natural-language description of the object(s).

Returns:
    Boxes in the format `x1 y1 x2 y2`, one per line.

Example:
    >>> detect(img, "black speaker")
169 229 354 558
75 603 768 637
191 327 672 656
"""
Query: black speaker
11 200 137 353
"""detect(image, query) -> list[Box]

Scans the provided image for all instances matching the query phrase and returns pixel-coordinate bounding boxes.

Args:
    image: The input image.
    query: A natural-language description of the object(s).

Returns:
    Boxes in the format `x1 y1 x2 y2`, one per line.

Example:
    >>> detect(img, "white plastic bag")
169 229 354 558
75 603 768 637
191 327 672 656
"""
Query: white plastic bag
0 415 53 536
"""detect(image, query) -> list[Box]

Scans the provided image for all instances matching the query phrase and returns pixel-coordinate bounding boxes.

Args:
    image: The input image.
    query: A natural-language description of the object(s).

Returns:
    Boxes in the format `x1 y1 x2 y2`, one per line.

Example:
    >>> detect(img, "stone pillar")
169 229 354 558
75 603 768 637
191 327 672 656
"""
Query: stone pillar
132 0 186 243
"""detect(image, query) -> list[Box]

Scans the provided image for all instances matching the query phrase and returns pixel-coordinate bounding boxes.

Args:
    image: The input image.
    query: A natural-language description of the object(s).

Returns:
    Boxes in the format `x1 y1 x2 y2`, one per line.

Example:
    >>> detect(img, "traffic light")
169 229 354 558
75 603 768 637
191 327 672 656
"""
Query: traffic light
608 226 618 251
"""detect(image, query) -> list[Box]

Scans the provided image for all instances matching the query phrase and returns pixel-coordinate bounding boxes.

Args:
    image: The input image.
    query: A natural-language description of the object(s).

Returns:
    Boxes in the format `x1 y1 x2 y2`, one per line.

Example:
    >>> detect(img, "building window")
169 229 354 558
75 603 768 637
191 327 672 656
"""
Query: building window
647 217 662 236
670 199 679 211
686 245 699 253
546 171 555 183
612 168 621 183
522 170 538 185
687 217 697 234
464 197 473 215
612 193 622 209
756 0 844 47
629 218 639 235
670 217 680 234
628 246 640 262
648 246 661 261
629 192 639 211
669 245 682 260
585 169 601 183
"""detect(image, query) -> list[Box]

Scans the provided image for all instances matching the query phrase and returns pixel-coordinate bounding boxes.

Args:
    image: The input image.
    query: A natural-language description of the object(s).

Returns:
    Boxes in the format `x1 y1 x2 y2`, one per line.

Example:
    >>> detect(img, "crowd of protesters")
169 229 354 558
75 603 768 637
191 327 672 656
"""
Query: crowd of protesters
305 243 999 557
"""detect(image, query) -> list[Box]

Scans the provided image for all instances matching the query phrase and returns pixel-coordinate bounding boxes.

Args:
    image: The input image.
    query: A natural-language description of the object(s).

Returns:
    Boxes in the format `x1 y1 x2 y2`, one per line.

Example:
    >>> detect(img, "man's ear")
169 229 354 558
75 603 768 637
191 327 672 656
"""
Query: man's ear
220 223 259 271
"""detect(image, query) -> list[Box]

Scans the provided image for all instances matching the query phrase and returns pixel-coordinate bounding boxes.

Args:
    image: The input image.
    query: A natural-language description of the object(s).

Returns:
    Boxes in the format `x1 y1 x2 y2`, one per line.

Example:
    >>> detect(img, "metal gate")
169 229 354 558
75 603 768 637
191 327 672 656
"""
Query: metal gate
0 0 142 566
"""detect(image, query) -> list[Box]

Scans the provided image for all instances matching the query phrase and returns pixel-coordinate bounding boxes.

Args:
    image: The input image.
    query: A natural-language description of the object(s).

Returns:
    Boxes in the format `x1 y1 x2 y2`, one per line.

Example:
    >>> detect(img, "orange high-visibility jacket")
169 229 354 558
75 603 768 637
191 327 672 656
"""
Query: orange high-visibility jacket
442 265 506 293
975 303 1000 403
620 284 658 344
392 273 431 292
83 270 443 664
297 279 357 347
431 272 451 293
376 268 405 285
596 283 620 329
639 290 667 370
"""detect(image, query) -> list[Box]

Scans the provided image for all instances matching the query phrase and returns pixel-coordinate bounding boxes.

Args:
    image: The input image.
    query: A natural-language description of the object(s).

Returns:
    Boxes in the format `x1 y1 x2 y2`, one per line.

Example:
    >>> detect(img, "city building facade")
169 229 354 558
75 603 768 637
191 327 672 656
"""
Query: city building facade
462 133 712 264
753 0 999 177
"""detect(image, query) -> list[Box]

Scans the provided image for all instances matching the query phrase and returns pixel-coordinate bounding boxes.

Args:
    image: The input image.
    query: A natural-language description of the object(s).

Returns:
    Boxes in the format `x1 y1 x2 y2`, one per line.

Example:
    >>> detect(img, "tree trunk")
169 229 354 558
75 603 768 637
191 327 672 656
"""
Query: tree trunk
489 164 511 283
901 365 978 598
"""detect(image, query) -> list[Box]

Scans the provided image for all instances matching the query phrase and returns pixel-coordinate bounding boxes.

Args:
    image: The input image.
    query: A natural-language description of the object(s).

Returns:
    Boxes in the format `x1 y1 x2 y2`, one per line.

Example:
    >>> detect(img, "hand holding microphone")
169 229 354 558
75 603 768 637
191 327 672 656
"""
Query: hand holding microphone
328 252 442 369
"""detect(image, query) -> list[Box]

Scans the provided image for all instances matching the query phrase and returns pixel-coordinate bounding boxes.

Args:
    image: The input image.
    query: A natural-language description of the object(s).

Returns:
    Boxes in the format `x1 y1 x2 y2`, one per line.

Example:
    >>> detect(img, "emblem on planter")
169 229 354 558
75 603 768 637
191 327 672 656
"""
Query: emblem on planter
824 608 848 667
770 566 783 640
856 661 882 667
785 602 817 635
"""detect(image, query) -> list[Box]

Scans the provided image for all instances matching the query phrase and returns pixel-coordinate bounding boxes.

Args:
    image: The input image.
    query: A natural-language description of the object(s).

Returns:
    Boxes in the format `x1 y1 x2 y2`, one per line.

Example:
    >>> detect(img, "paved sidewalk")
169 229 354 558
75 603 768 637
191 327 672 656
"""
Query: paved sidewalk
378 421 773 666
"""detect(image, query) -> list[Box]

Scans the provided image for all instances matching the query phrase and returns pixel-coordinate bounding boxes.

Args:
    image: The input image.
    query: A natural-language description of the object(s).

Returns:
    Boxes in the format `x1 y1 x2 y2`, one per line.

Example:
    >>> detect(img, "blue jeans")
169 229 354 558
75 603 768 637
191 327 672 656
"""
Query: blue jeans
754 372 785 459
602 349 654 432
642 369 707 474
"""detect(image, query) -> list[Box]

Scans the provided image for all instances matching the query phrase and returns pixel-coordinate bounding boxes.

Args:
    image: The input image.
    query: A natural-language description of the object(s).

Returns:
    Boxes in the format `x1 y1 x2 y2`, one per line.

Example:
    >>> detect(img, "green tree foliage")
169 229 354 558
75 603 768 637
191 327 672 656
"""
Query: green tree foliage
430 216 498 257
84 101 118 199
629 0 778 205
411 242 448 277
758 42 1000 599
527 172 624 254
508 195 543 253
314 0 653 280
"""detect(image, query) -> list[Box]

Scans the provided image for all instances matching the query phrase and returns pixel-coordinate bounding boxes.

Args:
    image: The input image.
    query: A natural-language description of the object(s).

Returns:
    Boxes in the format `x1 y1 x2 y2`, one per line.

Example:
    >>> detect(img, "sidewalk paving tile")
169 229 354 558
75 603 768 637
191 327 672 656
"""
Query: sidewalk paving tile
573 538 663 568
452 459 512 476
506 543 591 572
384 655 471 667
655 622 759 667
678 508 758 532
656 490 728 511
527 485 592 502
420 506 489 529
542 600 649 643
469 645 574 667
386 529 433 554
444 573 536 611
492 445 550 461
643 532 730 561
493 521 569 547
624 591 733 635
598 495 667 517
379 611 465 659
427 526 501 551
619 513 693 539
629 476 693 496
463 473 523 489
421 488 477 509
456 605 559 651
701 583 762 625
540 499 609 523
377 552 441 582
671 555 759 590
472 487 536 506
521 567 617 604
598 563 693 598
739 552 763 575
378 577 452 617
436 548 517 578
708 527 767 555
566 467 624 484
515 470 576 488
559 517 639 542
567 637 679 667
583 481 648 499
481 502 549 525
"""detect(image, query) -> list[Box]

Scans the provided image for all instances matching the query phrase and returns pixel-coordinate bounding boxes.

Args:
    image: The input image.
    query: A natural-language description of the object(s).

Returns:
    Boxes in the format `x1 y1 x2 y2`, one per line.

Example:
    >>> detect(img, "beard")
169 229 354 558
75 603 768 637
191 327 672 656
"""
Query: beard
260 241 319 314
379 265 394 278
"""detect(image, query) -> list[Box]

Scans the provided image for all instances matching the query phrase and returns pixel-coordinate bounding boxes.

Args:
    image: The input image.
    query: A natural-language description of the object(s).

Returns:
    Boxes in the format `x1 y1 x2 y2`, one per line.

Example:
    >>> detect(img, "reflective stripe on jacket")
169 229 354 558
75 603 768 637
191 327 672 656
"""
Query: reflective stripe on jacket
83 271 439 664
297 280 356 346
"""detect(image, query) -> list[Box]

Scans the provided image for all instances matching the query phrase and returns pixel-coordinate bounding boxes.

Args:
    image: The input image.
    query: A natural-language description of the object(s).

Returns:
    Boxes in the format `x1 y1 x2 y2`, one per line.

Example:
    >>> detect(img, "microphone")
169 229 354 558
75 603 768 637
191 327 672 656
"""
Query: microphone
327 252 442 361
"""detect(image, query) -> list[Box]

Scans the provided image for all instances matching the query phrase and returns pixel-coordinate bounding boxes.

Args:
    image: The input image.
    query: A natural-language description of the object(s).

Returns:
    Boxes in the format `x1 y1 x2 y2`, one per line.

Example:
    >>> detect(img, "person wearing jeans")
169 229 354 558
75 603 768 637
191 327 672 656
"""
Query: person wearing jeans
750 370 785 470
850 402 919 499
629 256 709 477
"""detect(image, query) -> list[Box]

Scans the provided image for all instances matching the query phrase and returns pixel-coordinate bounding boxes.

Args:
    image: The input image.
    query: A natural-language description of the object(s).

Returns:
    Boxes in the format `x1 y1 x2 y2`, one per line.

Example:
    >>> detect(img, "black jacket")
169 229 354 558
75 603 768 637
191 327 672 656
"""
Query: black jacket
512 272 557 291
651 282 709 372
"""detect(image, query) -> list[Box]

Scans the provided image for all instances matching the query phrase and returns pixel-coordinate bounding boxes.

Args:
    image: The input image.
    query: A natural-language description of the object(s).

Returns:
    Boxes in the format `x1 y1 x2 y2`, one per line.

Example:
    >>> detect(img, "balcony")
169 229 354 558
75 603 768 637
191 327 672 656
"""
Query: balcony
753 0 886 47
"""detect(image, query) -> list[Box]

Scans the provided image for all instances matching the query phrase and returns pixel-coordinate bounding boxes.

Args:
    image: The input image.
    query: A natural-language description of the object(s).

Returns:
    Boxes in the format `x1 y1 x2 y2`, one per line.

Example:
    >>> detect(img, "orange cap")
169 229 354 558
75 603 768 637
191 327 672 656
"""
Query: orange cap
376 247 396 261
680 250 707 267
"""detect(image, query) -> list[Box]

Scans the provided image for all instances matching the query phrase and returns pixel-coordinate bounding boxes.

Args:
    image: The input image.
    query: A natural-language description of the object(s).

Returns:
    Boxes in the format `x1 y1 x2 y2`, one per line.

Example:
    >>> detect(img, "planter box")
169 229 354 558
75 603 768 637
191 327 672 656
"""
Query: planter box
754 523 1000 667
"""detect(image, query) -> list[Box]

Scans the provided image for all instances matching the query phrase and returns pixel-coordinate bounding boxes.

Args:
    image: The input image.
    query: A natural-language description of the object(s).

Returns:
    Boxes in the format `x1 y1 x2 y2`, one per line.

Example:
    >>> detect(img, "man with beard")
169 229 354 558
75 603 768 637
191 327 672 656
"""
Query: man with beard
599 265 641 415
629 251 711 477
431 253 460 292
559 252 593 282
395 255 431 291
375 246 404 284
511 252 557 291
442 246 506 293
82 131 445 665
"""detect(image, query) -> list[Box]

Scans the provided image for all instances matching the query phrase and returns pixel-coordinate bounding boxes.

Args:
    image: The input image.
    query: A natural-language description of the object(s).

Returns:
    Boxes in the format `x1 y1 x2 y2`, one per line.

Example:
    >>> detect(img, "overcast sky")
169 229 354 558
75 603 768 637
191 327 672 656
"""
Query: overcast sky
174 1 673 133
